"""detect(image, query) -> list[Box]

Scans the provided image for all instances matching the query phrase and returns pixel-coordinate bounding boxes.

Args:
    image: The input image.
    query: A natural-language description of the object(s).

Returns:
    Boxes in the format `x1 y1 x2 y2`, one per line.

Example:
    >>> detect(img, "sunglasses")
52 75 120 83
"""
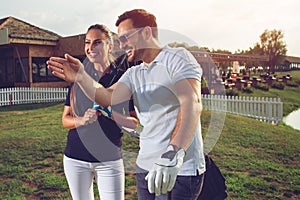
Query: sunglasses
118 28 143 43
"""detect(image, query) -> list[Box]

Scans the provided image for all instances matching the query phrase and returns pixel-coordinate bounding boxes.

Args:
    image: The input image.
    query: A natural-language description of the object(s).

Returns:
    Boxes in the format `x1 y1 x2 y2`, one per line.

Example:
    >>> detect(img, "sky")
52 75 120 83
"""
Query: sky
1 0 300 57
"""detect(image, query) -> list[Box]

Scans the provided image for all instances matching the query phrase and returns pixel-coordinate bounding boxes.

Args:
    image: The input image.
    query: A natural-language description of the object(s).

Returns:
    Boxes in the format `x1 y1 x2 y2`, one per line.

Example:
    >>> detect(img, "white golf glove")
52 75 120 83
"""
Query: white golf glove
145 144 185 196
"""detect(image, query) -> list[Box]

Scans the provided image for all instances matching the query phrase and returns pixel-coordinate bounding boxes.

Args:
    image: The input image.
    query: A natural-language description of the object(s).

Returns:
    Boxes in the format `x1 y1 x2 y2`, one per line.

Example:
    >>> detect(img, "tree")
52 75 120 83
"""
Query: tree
168 42 189 49
168 42 210 52
243 43 265 69
257 29 287 73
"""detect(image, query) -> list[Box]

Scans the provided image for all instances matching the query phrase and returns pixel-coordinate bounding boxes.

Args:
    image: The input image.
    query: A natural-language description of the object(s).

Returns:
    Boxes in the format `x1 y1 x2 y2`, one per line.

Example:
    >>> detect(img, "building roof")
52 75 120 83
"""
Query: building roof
284 56 300 63
0 16 61 41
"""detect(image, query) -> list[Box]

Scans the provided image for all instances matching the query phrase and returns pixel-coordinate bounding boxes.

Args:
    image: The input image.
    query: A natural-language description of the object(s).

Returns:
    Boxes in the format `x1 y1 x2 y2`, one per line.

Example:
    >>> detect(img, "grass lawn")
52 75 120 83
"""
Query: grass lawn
1 102 300 199
0 70 300 199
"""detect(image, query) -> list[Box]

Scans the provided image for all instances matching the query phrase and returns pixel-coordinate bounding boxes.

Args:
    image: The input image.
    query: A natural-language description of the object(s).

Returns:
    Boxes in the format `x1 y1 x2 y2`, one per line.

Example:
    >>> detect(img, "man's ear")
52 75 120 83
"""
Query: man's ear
143 26 153 40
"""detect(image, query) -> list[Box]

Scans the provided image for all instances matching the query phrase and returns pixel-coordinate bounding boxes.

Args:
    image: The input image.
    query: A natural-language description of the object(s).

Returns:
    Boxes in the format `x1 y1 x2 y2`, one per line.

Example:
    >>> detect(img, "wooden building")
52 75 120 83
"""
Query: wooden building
276 56 300 71
0 16 85 88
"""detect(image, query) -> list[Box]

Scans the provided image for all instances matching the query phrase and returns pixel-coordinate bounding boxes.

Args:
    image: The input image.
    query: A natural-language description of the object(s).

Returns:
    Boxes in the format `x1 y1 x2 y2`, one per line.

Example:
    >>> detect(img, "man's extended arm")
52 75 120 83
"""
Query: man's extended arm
47 54 131 107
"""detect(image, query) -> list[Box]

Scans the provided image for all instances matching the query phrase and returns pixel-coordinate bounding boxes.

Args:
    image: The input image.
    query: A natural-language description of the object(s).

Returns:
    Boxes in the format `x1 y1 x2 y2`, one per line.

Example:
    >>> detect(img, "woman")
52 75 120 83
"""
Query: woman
62 24 138 200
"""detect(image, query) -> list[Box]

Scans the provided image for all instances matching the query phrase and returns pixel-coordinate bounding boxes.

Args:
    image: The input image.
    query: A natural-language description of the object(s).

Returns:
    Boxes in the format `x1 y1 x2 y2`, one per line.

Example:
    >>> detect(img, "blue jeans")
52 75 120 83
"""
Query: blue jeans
136 166 204 200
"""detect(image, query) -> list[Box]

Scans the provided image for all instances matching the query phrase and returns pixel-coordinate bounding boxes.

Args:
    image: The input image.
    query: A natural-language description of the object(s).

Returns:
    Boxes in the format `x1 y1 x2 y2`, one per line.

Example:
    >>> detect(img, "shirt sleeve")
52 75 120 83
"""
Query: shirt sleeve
171 48 202 83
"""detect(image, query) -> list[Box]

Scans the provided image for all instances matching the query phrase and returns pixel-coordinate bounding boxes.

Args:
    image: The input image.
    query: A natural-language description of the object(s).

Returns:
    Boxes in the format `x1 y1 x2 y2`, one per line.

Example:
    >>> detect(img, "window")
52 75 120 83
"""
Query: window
32 57 62 82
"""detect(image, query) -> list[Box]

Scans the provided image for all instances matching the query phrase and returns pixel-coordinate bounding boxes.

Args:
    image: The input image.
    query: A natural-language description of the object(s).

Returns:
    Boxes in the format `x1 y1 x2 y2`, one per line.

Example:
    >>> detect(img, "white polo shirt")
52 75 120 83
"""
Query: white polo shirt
119 45 205 175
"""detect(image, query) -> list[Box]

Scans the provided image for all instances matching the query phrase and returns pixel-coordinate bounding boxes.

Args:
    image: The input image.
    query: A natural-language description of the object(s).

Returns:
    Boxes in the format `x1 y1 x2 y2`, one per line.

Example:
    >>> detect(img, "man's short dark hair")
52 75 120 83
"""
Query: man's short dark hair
115 9 158 38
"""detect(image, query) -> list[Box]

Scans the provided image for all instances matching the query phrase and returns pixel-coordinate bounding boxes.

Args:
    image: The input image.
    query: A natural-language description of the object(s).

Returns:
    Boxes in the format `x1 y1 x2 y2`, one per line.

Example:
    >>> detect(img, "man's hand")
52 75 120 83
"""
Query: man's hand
47 53 84 83
145 145 185 196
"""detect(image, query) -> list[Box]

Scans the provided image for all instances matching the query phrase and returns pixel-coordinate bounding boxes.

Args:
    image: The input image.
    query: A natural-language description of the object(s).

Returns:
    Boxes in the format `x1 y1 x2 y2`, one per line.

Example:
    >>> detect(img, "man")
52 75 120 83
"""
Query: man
48 9 205 200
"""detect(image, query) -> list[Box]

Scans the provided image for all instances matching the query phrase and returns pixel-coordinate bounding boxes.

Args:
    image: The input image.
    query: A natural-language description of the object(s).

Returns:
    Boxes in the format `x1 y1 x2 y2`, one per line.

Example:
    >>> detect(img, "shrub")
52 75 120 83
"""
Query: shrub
242 87 253 94
286 81 299 88
225 88 239 96
271 82 285 90
201 78 208 87
255 83 269 91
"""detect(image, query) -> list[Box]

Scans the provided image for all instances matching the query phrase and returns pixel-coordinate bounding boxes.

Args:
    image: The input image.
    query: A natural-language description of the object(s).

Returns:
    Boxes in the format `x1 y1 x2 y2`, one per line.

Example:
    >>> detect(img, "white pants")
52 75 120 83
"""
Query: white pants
63 155 124 200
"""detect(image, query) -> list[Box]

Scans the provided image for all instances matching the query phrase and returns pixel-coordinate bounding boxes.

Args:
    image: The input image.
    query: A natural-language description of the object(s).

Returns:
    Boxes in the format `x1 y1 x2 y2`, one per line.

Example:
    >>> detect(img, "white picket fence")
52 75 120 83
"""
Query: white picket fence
202 94 283 124
0 87 68 106
0 88 283 124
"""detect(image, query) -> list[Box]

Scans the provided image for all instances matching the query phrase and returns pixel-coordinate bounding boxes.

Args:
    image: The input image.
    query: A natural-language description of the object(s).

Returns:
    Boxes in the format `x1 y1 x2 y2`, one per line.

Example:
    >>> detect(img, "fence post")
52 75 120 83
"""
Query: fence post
9 93 12 107
278 98 283 124
254 97 257 120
